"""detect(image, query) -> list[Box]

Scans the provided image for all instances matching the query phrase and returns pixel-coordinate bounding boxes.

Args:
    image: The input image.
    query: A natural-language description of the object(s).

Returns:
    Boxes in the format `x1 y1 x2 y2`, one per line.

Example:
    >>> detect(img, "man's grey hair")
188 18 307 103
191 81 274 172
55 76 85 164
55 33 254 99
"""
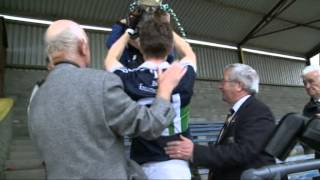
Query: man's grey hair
225 63 260 94
45 28 82 58
302 65 320 77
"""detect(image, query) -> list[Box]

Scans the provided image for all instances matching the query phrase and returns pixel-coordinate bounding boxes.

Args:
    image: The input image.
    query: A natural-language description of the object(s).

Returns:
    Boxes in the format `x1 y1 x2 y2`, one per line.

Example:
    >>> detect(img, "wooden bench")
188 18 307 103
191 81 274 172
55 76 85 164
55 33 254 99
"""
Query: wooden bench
189 122 223 177
189 122 223 144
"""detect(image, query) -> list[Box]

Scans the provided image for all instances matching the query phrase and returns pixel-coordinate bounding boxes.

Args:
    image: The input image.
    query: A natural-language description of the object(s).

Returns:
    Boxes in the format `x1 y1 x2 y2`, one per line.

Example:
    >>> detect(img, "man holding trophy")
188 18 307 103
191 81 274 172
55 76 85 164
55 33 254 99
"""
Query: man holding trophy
105 0 196 179
106 0 181 69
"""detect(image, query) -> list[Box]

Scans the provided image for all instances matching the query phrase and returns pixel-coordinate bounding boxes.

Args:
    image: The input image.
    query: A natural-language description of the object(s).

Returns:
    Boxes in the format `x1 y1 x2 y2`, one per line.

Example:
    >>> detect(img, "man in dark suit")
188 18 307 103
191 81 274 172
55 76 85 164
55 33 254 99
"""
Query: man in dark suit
165 63 276 180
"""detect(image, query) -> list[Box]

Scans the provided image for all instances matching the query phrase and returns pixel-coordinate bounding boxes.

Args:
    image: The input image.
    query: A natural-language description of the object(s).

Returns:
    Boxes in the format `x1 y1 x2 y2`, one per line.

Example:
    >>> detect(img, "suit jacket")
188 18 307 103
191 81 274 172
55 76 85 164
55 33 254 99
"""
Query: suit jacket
303 98 320 118
193 96 276 180
303 98 320 173
28 62 176 180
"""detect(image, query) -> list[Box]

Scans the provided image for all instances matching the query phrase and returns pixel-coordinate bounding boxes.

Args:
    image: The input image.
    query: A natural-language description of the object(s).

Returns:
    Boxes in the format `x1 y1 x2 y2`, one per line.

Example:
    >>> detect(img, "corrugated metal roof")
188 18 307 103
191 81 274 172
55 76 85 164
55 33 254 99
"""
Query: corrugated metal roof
0 0 130 25
193 45 238 80
6 21 107 69
244 53 305 86
5 20 306 86
249 25 320 55
0 0 319 58
279 0 320 23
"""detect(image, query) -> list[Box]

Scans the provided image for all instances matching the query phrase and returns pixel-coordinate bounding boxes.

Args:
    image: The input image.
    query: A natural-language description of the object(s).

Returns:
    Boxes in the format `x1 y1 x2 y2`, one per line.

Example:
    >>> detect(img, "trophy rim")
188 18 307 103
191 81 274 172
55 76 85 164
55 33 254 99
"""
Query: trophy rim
138 0 162 7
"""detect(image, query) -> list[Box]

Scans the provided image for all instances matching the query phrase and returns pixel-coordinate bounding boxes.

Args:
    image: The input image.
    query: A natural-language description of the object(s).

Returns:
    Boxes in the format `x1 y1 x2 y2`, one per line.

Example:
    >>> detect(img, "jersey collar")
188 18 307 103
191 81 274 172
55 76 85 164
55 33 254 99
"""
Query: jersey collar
138 61 170 70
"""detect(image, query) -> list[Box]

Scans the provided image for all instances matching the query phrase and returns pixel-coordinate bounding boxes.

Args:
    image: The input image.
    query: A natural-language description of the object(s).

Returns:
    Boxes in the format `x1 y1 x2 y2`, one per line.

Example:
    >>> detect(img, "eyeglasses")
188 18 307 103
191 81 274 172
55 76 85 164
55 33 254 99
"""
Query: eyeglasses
303 79 316 86
220 79 237 84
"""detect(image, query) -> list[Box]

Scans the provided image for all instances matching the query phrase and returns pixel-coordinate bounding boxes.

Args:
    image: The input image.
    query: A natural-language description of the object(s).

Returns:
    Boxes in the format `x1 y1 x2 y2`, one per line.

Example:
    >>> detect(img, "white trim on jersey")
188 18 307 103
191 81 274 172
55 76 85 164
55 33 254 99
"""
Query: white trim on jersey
170 94 182 135
180 59 197 72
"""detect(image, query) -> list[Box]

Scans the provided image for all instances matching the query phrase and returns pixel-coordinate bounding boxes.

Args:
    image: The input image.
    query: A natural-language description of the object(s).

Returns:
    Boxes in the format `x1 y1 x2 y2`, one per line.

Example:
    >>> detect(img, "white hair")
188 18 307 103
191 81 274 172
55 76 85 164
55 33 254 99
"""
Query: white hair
45 28 84 58
302 65 320 77
225 63 260 94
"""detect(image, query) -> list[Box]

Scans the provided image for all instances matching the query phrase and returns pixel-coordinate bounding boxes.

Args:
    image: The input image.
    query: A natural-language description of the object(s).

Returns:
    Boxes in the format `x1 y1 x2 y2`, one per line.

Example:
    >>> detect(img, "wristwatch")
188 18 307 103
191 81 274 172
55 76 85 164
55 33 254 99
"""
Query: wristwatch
126 28 138 39
126 28 135 36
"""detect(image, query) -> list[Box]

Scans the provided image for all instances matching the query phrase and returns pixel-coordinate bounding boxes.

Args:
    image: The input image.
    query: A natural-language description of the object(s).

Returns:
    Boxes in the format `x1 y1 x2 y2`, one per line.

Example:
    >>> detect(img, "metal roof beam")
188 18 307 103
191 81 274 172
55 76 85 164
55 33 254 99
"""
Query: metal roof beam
238 0 296 46
204 0 320 31
249 0 297 36
251 19 320 39
306 42 320 59
280 19 320 31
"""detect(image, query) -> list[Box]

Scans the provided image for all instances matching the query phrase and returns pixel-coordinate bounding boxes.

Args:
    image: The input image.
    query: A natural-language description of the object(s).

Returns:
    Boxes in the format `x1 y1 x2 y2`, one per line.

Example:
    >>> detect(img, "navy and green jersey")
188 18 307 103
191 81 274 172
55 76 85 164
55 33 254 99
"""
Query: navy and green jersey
112 60 196 164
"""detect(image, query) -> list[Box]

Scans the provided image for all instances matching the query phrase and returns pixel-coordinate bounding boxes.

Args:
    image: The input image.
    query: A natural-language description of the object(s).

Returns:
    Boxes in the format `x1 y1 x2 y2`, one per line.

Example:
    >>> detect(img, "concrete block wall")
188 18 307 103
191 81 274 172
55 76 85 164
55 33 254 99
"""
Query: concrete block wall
4 69 47 138
5 69 309 124
258 84 308 120
190 80 308 121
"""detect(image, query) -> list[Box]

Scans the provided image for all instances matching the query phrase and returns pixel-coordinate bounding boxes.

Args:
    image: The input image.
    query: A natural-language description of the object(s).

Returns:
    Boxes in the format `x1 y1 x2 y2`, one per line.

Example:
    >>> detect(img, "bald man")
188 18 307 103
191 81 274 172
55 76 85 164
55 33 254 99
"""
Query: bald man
28 19 187 180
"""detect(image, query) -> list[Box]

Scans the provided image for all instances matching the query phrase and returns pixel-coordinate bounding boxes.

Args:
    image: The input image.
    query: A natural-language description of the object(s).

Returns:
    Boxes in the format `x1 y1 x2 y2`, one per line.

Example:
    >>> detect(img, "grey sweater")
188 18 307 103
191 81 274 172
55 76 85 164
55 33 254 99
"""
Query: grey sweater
28 63 175 179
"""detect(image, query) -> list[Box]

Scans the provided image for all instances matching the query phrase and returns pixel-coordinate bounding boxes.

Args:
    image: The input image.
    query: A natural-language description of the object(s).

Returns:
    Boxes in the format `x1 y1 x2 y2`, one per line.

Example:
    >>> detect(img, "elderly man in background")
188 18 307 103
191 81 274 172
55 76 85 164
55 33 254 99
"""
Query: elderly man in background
301 65 320 179
302 65 320 118
165 63 276 180
28 19 187 180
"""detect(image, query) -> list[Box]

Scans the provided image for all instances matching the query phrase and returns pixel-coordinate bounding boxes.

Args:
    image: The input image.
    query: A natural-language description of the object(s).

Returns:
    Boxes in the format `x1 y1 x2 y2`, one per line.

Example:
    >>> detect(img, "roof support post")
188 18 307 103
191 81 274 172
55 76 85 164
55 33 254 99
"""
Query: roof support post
0 17 8 98
306 58 311 66
237 46 245 64
306 42 320 60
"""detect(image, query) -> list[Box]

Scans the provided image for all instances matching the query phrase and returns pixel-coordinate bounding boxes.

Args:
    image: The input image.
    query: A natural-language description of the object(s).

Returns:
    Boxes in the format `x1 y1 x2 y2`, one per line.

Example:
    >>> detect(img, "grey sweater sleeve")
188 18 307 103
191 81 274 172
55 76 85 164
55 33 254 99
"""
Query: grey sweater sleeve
103 73 175 140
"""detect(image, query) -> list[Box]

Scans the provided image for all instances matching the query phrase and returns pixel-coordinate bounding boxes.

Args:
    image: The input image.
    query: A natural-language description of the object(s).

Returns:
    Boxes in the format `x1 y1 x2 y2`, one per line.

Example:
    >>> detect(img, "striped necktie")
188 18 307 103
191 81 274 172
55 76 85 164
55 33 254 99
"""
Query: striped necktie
216 109 235 143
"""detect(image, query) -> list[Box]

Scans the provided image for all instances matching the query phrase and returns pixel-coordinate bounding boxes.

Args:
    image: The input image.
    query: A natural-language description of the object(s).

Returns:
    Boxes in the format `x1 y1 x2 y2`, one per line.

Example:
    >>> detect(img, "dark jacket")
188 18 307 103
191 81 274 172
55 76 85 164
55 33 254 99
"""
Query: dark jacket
303 98 320 174
193 96 276 180
303 98 320 118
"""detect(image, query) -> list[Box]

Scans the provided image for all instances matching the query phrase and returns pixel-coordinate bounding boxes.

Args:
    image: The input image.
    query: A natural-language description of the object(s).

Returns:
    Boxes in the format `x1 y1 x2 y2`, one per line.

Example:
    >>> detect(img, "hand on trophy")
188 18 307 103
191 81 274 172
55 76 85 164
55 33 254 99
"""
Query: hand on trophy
128 11 142 29
127 8 143 39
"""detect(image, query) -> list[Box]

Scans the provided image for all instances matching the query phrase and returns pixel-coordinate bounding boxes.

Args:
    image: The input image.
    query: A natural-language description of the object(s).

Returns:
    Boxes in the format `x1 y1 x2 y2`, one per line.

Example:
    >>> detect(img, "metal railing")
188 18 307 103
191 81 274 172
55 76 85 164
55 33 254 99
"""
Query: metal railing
241 156 320 180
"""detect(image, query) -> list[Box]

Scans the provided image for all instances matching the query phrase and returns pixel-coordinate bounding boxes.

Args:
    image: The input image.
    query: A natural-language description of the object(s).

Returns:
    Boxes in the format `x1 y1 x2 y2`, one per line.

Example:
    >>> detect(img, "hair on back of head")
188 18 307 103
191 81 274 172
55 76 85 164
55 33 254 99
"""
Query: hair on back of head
45 27 82 57
139 18 173 59
225 63 260 94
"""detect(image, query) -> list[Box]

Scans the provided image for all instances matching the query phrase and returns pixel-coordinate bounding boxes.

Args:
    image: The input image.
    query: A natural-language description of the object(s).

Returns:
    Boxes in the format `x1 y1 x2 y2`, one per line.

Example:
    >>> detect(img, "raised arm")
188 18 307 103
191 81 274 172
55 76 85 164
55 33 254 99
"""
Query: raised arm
105 20 126 49
173 32 196 68
104 31 130 71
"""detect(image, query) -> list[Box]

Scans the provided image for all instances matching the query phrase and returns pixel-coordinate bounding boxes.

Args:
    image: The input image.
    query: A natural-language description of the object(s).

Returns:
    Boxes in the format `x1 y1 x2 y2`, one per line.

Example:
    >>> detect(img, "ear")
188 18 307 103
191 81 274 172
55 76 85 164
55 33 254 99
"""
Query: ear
78 39 87 56
235 81 244 92
77 39 91 66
